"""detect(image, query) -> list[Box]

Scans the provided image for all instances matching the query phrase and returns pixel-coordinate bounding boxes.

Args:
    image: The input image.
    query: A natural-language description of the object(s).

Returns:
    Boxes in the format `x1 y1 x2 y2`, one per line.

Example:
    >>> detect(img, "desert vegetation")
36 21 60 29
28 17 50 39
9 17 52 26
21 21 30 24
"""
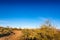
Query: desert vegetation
21 25 60 40
0 21 60 40
0 27 12 37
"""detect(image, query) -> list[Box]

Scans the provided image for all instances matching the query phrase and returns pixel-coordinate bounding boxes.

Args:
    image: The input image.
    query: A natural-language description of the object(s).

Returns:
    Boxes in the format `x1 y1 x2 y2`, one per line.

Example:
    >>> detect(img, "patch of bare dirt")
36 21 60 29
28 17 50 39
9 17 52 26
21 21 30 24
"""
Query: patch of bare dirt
0 30 23 40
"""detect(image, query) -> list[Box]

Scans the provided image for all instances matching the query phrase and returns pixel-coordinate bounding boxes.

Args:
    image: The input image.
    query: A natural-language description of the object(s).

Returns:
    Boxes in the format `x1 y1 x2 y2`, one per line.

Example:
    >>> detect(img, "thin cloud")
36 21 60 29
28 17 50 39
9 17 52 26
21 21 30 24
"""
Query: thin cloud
38 17 56 25
0 20 8 23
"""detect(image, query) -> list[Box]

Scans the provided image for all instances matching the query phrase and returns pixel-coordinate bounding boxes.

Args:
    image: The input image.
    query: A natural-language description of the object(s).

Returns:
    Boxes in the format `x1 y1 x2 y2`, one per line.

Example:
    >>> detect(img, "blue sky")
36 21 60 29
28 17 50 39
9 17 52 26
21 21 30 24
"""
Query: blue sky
0 0 60 28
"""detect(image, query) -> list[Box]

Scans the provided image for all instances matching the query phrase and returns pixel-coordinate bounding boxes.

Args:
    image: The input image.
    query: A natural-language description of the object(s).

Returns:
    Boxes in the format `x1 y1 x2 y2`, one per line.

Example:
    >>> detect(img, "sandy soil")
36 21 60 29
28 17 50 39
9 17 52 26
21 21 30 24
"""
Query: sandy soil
0 30 23 40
